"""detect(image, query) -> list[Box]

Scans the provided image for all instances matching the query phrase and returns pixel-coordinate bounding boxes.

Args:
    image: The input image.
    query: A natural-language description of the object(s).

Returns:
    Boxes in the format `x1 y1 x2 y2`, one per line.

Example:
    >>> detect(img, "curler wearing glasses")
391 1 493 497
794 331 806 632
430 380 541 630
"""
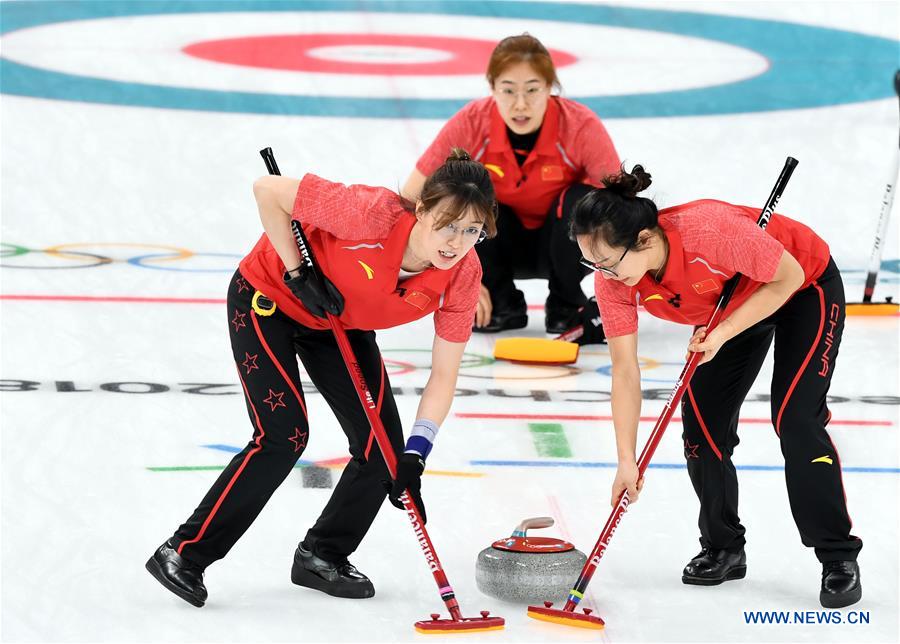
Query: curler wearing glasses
403 34 620 336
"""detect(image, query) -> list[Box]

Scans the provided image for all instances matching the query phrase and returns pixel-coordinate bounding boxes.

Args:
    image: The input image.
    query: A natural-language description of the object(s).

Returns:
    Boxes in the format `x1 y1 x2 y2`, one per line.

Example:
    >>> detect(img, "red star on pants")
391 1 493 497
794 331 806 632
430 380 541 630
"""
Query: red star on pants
236 277 250 293
263 388 286 411
241 352 259 374
289 427 308 452
684 439 700 459
231 310 247 332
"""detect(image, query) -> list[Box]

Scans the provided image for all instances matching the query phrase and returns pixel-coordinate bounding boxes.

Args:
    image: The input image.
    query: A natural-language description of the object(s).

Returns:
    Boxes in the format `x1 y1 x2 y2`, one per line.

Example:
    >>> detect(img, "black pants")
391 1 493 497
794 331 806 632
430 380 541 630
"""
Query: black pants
476 183 593 310
171 270 403 568
680 258 861 563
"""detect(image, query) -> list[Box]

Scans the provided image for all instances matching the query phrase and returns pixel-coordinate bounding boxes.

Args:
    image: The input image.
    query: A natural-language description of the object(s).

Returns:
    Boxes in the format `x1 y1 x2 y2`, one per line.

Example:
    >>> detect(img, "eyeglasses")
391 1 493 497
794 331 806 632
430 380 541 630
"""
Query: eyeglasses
493 86 547 105
436 220 488 244
580 247 629 278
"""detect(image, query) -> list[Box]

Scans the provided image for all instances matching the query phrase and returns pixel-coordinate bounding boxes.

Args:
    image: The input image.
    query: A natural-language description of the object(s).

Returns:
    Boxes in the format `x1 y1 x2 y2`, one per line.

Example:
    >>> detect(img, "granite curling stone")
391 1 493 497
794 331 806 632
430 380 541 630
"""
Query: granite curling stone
476 517 587 603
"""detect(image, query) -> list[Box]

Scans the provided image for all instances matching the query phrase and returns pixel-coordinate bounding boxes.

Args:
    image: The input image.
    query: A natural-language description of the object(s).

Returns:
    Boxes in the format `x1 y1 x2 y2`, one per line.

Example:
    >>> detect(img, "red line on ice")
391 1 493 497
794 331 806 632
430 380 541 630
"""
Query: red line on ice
1 294 226 304
455 412 892 427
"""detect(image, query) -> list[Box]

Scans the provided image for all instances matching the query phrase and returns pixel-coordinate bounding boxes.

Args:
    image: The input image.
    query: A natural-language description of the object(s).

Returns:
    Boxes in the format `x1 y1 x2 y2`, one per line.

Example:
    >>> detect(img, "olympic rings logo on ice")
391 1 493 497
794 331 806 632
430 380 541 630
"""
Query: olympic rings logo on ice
0 242 241 272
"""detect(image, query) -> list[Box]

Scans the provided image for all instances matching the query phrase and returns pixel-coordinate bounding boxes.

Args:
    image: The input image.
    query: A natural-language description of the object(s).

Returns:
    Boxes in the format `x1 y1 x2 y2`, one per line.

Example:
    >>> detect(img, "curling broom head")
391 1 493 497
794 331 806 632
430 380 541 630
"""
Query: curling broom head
526 603 605 630
846 302 899 316
414 612 505 633
493 338 579 365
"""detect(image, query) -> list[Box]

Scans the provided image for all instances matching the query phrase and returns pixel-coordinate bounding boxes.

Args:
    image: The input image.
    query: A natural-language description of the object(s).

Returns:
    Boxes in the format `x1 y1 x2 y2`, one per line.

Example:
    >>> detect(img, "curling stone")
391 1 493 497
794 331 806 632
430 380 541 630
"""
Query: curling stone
476 517 586 603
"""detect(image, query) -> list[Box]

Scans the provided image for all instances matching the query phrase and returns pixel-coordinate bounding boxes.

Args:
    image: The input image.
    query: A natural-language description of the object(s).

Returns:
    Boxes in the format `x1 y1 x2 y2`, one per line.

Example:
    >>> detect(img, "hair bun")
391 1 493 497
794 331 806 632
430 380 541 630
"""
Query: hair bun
602 164 652 198
446 147 472 163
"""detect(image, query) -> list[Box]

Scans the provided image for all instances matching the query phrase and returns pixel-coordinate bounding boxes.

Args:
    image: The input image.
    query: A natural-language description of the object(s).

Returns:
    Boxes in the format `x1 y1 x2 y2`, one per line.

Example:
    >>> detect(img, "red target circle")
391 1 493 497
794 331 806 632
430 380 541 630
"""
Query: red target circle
183 33 577 76
383 358 416 376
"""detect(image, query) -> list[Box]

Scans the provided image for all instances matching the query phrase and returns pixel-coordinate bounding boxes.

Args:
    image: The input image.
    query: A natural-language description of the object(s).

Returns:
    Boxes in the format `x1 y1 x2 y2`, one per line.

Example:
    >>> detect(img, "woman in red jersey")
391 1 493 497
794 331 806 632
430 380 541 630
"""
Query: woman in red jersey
571 166 862 609
403 34 619 339
146 150 496 607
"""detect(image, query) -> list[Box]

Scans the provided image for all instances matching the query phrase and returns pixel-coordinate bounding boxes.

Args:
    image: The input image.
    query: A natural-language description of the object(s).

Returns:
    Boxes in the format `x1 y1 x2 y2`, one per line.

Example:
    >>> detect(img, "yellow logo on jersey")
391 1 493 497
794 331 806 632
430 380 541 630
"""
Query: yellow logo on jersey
484 163 505 178
643 294 664 302
357 260 375 280
811 455 833 465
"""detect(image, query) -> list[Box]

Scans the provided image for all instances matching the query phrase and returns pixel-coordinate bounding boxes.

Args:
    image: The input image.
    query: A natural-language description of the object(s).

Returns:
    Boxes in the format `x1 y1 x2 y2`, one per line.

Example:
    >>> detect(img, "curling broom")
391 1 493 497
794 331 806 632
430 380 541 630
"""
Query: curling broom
527 156 799 630
847 69 900 316
260 147 504 634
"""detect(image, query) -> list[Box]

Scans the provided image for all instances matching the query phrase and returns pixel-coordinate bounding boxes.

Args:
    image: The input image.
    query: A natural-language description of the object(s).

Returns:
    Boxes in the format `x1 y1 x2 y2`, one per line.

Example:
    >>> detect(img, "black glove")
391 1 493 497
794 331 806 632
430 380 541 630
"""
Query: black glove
283 267 344 318
574 297 606 346
383 453 427 524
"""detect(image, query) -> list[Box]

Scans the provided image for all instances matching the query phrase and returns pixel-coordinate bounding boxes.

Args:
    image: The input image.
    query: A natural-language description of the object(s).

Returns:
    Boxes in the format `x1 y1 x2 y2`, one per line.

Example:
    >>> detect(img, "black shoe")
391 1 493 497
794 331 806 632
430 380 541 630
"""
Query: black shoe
682 547 747 586
473 293 528 333
571 297 606 345
544 299 581 335
820 560 861 608
291 542 375 599
145 540 207 607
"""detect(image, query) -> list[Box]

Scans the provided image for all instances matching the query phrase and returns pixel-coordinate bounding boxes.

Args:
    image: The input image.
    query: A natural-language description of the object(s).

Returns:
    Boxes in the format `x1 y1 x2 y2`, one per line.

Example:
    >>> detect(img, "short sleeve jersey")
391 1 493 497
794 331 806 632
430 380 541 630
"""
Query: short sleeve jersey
593 200 831 338
415 96 620 228
238 174 482 343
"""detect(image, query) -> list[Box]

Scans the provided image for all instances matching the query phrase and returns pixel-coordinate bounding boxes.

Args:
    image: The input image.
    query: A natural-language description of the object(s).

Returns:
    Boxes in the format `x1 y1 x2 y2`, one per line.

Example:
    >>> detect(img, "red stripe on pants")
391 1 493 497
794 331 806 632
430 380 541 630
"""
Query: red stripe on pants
776 282 825 436
251 311 309 420
687 384 723 461
178 369 266 555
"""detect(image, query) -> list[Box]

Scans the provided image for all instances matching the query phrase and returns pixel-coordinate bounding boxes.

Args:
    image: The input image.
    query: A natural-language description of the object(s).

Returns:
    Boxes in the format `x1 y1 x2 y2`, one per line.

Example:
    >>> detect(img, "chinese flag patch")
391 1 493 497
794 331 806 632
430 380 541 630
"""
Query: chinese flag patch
692 279 720 294
404 291 431 310
541 165 564 181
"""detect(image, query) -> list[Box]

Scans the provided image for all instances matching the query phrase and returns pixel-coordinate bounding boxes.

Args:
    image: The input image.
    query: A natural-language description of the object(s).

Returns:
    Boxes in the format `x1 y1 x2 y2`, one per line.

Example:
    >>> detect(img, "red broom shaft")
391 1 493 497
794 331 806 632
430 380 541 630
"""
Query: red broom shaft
561 314 721 611
259 147 465 621
326 318 400 477
326 314 462 619
635 298 729 478
561 156 797 613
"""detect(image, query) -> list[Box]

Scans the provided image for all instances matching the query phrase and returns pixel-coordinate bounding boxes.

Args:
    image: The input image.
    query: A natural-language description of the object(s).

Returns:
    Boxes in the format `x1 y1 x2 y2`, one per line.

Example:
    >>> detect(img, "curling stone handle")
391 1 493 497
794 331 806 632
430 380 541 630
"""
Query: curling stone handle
512 517 555 537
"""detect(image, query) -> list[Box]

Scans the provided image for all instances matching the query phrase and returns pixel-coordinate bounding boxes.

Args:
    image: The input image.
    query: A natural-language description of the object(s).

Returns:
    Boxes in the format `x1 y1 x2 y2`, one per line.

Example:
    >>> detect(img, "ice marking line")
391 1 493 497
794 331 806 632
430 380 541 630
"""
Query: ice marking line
149 444 485 478
528 423 572 458
148 466 236 472
471 460 900 474
0 294 227 304
149 464 483 477
456 413 892 427
382 358 417 377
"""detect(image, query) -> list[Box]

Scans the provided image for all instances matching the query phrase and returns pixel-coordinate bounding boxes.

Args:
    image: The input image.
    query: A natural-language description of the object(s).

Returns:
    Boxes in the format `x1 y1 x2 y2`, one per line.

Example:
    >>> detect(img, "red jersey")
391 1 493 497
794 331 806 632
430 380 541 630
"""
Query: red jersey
416 96 620 229
238 174 482 343
594 199 832 338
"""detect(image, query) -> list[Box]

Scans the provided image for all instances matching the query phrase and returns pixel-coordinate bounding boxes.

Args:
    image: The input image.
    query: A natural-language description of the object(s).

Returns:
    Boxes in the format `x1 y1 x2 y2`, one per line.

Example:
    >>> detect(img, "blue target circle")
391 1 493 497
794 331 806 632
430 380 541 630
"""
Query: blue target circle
0 1 896 118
